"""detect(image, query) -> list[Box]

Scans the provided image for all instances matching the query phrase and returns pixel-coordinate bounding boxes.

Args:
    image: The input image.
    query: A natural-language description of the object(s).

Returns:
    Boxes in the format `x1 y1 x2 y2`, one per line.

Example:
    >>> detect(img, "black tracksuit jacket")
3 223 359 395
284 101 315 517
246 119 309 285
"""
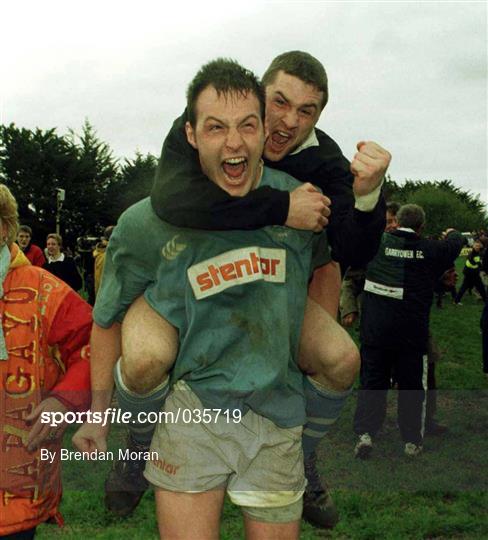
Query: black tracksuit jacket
360 229 465 353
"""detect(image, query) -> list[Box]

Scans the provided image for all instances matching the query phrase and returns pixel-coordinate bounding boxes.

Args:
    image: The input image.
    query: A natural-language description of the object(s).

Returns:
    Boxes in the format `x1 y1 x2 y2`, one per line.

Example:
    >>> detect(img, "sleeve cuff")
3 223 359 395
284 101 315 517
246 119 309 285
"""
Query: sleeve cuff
354 179 384 212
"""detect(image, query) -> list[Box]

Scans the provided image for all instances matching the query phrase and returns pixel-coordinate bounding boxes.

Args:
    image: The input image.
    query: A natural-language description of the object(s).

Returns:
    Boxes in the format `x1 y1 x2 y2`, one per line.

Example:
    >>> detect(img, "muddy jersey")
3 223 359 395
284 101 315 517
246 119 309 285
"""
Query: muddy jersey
94 167 330 427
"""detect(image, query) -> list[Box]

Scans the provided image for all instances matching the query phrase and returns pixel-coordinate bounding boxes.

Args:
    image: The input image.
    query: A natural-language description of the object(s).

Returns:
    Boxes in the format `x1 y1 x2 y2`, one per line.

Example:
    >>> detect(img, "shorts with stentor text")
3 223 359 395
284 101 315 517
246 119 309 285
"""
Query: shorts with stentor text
144 381 306 508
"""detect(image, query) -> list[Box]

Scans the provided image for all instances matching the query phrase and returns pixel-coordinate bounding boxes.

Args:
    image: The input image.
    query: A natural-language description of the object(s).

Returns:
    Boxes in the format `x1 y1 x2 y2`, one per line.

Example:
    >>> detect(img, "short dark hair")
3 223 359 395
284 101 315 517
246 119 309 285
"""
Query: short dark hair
18 225 32 236
397 204 426 231
262 51 329 109
186 58 265 127
386 201 401 216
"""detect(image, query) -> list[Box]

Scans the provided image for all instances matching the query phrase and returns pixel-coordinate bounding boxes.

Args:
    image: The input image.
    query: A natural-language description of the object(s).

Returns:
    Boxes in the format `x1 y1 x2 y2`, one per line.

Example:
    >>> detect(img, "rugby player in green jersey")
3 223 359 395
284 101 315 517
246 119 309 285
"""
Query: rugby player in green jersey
74 53 391 531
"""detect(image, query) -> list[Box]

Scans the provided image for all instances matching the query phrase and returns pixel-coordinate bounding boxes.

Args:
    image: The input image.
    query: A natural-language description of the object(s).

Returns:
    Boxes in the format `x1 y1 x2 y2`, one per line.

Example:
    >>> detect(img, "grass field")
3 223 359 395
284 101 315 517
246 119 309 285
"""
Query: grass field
37 260 488 539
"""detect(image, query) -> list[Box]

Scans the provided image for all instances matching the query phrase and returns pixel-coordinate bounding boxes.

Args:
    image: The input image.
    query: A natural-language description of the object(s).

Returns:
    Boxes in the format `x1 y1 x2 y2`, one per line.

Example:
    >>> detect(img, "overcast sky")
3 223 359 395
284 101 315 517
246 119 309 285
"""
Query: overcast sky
3 1 487 203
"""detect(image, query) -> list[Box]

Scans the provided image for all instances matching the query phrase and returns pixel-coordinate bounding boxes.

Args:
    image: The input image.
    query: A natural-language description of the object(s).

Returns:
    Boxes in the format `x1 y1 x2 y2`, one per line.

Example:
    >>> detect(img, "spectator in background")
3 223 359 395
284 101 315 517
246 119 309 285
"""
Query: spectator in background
434 266 458 308
384 202 400 233
353 204 464 458
340 267 365 327
16 225 46 267
93 226 114 296
0 185 92 539
480 234 488 289
43 233 82 292
454 240 486 304
340 202 400 327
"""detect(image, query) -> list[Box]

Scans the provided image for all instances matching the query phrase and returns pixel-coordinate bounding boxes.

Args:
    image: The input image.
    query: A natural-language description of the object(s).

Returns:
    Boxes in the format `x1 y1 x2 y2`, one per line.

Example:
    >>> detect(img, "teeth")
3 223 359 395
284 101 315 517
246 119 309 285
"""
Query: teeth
278 131 290 138
224 157 246 164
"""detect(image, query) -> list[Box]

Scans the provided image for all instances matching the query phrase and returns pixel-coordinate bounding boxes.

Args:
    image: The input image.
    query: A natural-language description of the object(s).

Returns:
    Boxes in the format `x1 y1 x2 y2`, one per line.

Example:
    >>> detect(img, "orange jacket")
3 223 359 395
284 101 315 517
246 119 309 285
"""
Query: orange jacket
0 245 92 535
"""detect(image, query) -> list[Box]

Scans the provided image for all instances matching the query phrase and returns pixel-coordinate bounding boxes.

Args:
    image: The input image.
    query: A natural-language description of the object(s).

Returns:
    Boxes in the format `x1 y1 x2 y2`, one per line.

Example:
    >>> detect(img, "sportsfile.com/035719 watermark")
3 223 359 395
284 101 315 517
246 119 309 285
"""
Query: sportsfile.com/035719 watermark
40 408 243 428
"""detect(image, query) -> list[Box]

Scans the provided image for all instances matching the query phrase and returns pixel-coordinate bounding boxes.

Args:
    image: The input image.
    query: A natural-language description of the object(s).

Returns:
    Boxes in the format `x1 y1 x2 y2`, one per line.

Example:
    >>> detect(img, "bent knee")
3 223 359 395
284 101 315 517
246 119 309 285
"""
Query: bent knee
303 339 359 391
119 353 170 394
121 297 178 389
340 344 360 383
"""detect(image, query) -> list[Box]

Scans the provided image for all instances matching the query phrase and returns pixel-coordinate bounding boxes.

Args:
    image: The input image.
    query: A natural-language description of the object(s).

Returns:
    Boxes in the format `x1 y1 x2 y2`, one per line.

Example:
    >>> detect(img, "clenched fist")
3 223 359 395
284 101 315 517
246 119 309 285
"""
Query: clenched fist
351 141 391 197
286 182 331 232
72 420 110 454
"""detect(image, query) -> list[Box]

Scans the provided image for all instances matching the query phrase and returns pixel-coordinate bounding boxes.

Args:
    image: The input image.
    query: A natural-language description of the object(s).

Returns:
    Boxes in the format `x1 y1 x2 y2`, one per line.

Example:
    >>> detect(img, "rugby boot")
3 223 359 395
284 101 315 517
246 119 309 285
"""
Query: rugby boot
354 433 373 459
302 452 339 529
104 435 149 516
404 442 423 457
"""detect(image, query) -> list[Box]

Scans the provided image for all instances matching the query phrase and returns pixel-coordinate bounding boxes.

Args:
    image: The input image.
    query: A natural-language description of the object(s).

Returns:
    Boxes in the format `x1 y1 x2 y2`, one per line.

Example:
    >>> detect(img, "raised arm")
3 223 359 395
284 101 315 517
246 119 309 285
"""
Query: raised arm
270 131 389 268
432 229 466 276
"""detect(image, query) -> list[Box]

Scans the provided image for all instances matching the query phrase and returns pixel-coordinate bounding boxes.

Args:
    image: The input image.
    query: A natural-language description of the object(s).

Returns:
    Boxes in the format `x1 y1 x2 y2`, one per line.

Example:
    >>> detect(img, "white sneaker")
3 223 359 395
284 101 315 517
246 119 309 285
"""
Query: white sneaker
404 442 423 457
354 433 373 459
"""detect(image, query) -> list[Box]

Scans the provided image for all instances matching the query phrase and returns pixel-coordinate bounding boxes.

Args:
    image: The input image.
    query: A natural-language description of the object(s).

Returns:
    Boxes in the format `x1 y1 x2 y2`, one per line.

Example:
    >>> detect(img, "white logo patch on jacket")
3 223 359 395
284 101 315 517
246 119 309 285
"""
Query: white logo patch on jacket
187 247 286 300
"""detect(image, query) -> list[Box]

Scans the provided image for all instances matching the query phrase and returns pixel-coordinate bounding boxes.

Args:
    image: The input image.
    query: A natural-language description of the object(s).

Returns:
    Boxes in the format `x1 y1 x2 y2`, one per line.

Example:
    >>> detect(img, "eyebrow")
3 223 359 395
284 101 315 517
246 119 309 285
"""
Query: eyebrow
203 113 260 126
274 91 319 111
203 116 225 125
238 114 260 125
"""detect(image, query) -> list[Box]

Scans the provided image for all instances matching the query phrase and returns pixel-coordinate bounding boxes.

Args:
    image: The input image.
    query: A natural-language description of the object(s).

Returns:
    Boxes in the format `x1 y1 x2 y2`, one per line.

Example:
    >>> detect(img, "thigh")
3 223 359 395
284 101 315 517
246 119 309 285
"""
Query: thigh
308 260 341 318
121 295 178 379
155 488 225 540
298 297 357 378
243 513 300 540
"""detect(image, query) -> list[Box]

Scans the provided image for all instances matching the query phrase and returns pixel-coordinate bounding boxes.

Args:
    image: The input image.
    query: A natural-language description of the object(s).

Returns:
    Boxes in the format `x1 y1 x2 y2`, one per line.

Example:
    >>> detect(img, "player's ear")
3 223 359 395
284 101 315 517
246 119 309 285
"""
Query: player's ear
185 122 197 149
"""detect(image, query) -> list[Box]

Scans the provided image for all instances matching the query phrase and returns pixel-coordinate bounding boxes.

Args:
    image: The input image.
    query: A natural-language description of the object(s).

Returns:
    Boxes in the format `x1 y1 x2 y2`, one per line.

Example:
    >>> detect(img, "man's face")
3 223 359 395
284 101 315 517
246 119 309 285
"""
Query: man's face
185 86 265 197
385 211 398 232
46 238 60 257
264 71 323 161
17 231 31 249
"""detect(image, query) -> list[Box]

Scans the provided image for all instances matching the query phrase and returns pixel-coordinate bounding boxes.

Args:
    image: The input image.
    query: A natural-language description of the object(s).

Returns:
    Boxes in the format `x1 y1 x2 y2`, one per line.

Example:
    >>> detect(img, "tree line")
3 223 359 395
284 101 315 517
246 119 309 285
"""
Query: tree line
0 121 157 248
1 121 486 249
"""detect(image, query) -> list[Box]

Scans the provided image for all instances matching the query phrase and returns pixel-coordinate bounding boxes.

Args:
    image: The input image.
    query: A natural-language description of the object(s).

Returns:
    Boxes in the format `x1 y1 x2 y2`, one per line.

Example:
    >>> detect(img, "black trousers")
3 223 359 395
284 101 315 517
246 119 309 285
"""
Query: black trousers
455 272 486 303
353 344 427 445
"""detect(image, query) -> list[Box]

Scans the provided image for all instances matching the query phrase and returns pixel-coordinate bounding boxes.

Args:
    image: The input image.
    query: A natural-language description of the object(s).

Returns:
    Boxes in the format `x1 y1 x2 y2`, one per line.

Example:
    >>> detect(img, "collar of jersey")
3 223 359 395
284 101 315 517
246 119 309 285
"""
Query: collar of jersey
290 129 319 156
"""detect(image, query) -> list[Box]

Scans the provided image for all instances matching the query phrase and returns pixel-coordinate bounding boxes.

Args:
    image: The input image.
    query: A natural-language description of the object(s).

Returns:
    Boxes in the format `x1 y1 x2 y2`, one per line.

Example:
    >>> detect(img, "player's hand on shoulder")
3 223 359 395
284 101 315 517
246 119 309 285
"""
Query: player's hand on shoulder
351 141 391 197
286 182 331 232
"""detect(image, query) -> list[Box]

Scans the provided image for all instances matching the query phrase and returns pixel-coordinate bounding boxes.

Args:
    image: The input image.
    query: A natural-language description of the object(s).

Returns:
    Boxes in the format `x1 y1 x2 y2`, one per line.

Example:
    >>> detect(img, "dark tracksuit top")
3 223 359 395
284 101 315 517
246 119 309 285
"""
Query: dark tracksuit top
361 229 465 353
150 110 386 269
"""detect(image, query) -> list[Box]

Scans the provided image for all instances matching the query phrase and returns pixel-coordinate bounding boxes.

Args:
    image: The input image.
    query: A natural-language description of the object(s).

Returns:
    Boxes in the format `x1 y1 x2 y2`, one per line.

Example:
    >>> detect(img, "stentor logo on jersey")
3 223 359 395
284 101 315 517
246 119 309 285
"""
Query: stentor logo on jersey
187 247 286 299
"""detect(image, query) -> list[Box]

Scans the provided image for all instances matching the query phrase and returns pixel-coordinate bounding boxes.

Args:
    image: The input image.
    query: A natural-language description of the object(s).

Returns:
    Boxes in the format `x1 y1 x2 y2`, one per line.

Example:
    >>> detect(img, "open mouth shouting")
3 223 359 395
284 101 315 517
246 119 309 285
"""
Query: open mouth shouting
222 157 248 184
266 130 294 157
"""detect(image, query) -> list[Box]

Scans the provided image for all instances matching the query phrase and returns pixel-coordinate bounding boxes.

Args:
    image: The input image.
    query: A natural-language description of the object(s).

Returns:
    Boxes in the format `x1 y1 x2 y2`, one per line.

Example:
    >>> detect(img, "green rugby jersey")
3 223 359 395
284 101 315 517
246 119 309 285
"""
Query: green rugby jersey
94 167 330 427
